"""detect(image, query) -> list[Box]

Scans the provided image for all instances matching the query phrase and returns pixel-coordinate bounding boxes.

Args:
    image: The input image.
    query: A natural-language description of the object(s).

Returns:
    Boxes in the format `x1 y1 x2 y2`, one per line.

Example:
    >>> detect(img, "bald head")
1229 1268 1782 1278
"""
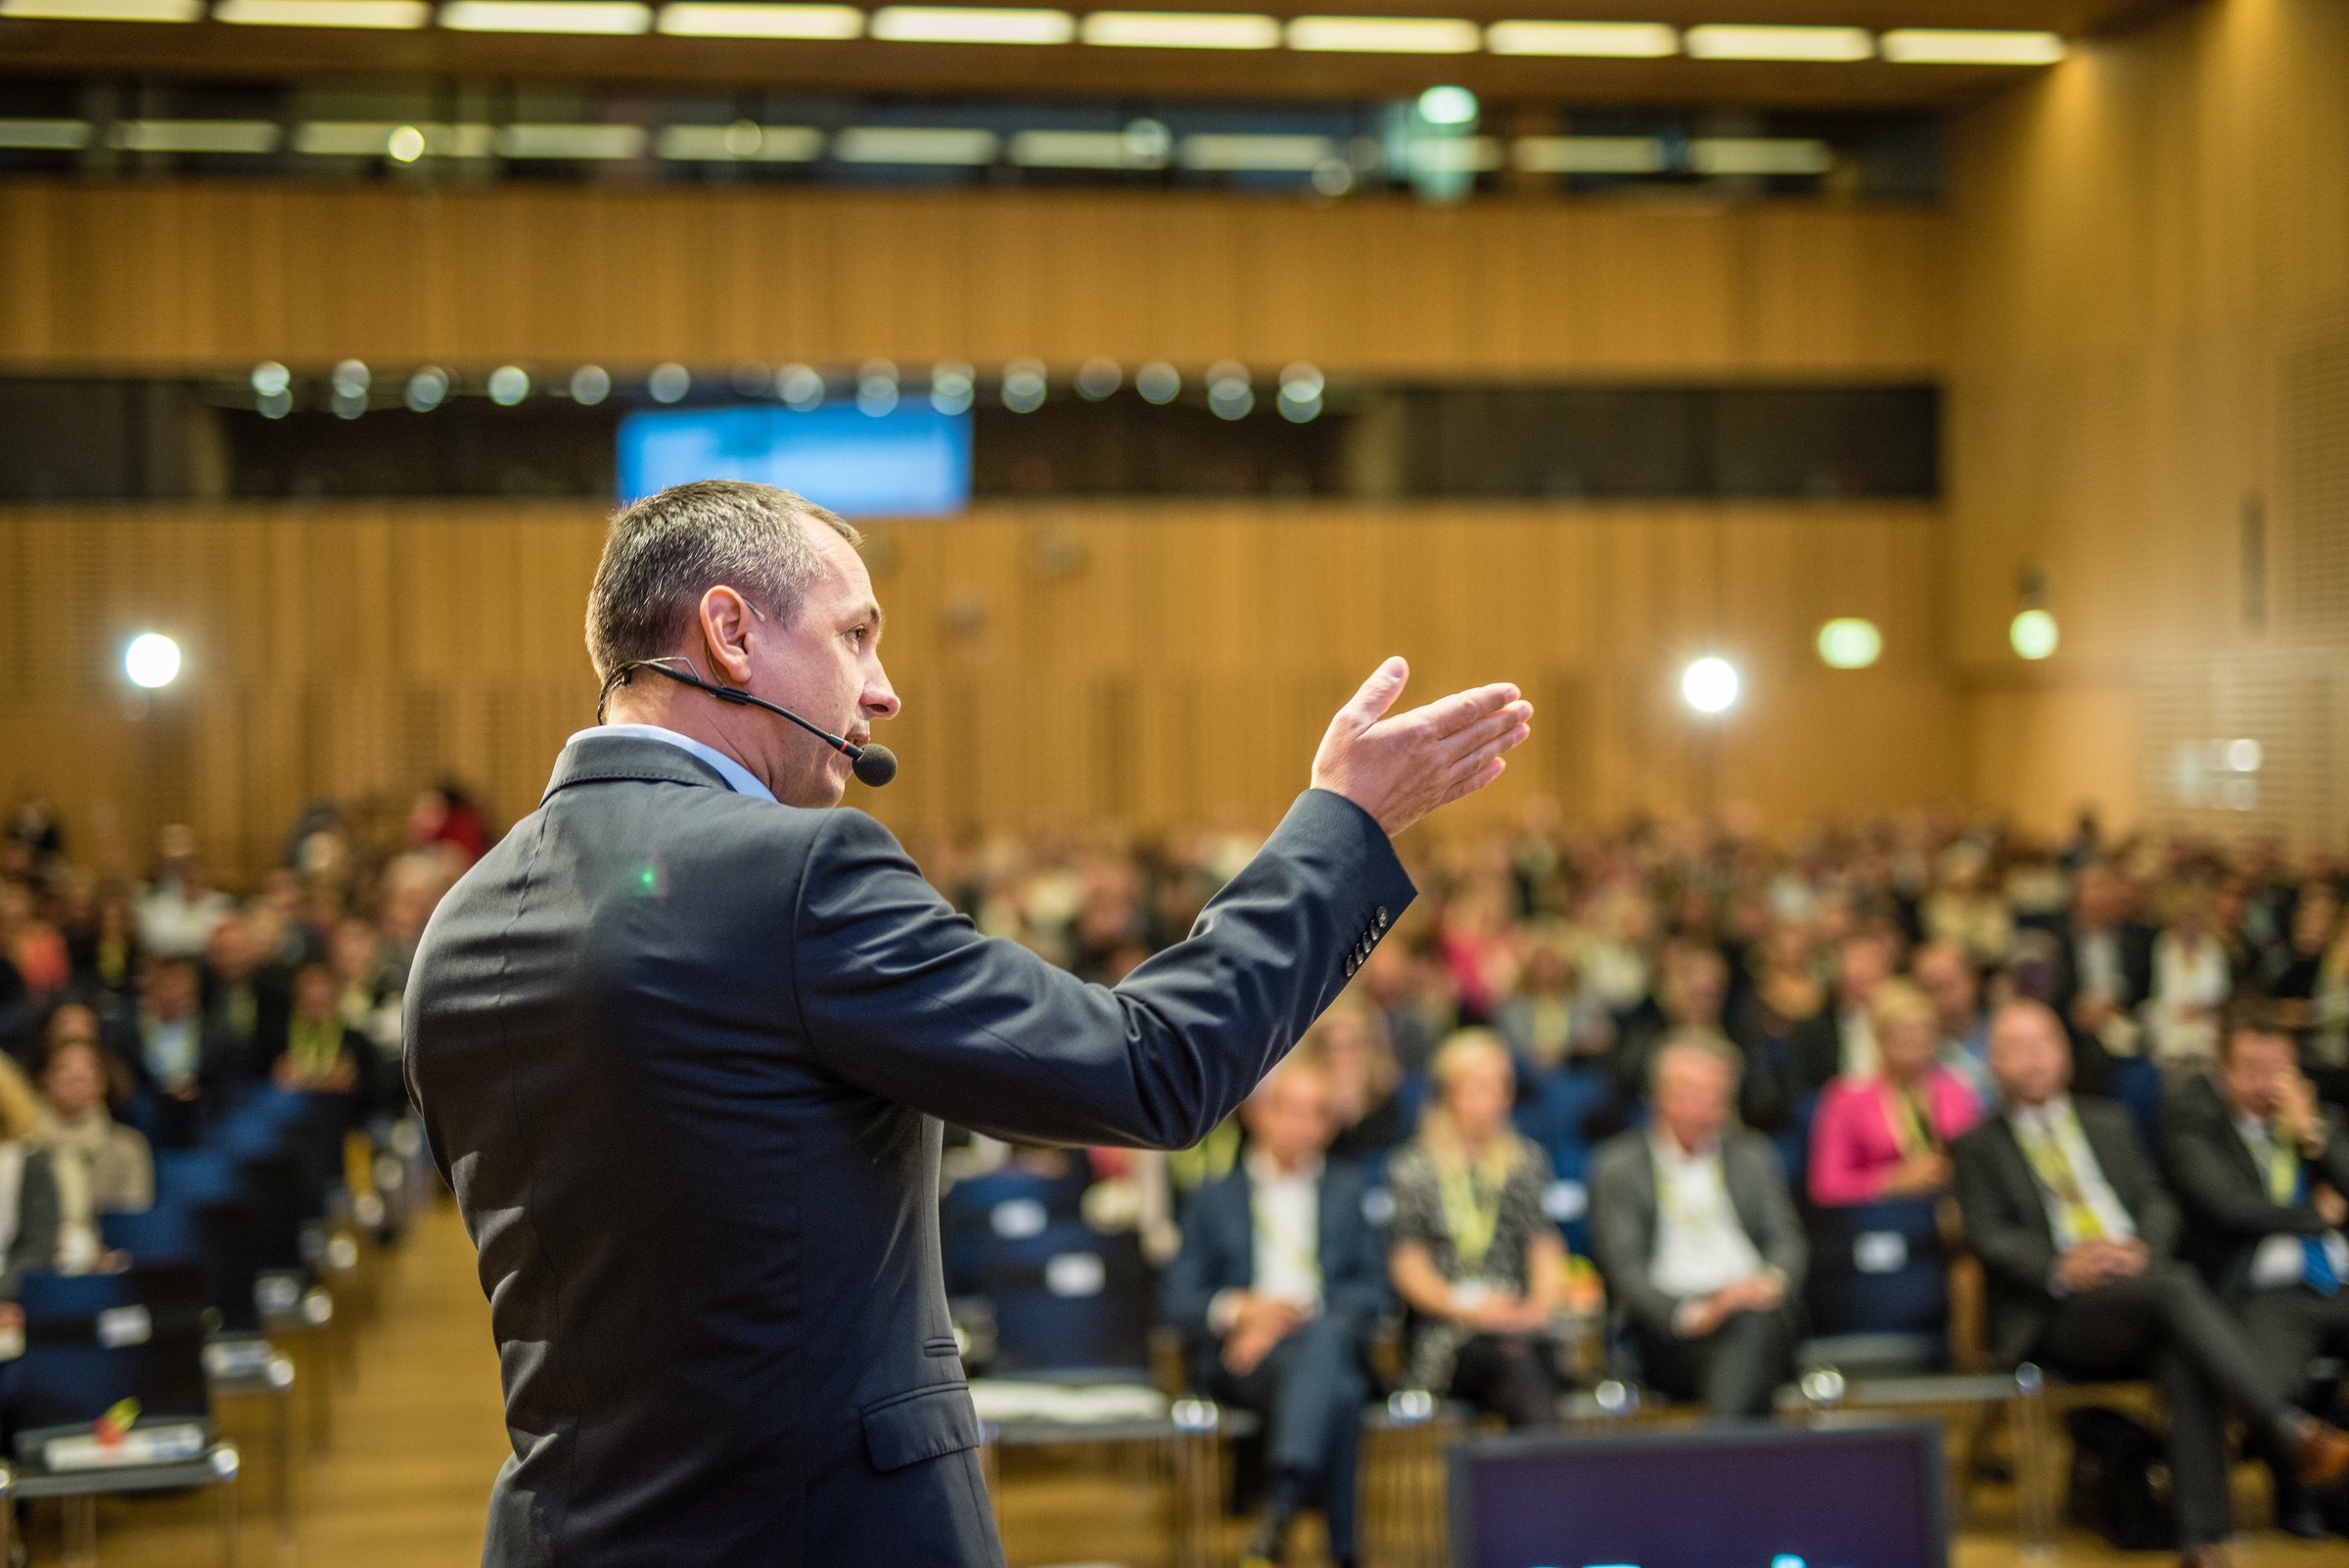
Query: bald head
1987 998 2071 1107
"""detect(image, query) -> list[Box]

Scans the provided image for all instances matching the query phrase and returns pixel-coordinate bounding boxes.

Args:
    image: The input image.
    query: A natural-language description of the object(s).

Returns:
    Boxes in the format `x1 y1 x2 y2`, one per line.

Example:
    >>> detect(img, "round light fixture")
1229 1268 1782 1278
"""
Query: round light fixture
569 365 611 406
647 362 691 404
1816 617 1882 669
386 125 426 163
1417 85 1479 126
2009 608 2058 661
1681 656 1740 715
124 632 181 690
486 365 530 406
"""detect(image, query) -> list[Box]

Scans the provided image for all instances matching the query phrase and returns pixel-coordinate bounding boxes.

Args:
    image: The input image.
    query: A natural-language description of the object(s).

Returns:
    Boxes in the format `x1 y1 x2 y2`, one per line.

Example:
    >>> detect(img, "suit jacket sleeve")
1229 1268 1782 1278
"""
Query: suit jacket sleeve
1160 1176 1241 1343
792 789 1415 1150
2 1152 60 1301
2160 1080 2333 1239
1737 1134 1808 1290
1953 1125 2057 1297
1589 1136 1679 1339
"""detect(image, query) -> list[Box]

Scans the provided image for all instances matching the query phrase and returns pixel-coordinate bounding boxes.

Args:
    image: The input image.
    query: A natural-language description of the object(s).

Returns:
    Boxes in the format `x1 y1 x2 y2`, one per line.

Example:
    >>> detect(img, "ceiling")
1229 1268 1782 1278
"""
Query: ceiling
0 2 2187 110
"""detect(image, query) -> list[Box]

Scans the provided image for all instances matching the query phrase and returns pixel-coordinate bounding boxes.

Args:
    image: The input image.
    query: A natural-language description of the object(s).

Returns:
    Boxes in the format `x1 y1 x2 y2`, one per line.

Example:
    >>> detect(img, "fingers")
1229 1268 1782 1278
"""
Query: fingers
1339 657 1411 729
1395 680 1523 740
1435 701 1533 766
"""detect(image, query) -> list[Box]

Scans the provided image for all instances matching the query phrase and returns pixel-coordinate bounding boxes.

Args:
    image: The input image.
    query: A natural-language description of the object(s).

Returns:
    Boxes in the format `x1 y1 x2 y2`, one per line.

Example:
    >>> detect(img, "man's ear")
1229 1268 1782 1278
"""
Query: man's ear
700 587 756 688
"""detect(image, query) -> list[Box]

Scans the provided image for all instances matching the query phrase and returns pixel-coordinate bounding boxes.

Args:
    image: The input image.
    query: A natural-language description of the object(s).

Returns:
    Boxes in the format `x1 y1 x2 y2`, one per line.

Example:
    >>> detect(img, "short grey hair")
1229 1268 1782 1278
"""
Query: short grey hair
585 480 860 682
1649 1027 1744 1097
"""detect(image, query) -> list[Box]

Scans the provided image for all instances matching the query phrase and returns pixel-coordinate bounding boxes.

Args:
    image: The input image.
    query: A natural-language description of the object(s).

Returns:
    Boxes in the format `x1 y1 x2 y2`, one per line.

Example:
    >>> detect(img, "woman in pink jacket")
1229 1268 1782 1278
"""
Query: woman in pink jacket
1808 978 1984 1207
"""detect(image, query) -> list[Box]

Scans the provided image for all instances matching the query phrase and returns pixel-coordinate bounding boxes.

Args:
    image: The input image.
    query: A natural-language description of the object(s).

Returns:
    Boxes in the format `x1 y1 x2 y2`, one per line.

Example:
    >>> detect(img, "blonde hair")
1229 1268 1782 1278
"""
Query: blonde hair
1868 976 1937 1038
1417 1028 1527 1176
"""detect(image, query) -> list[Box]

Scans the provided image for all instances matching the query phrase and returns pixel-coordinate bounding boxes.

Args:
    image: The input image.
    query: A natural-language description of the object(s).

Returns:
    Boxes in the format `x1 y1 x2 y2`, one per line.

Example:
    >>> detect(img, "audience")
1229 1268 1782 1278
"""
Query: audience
1952 999 2349 1566
1809 980 1982 1208
0 1081 64 1318
1590 1034 1805 1420
2162 1002 2349 1539
1302 1002 1408 1169
272 961 377 1109
34 1008 154 1271
1161 1058 1382 1568
1386 1031 1565 1428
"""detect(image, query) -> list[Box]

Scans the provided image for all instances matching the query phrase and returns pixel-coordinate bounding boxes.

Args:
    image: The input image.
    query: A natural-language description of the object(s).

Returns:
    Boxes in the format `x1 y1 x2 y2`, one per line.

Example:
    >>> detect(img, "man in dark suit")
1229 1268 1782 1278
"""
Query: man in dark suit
1952 999 2349 1566
404 480 1532 1568
1162 1056 1387 1568
2052 860 2156 1084
2162 1004 2349 1538
1589 1032 1807 1419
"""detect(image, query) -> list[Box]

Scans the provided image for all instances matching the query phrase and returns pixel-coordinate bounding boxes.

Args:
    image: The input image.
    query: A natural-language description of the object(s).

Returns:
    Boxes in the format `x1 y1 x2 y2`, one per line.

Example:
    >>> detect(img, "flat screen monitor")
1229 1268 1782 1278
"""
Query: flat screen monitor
1449 1421 1949 1568
617 403 972 518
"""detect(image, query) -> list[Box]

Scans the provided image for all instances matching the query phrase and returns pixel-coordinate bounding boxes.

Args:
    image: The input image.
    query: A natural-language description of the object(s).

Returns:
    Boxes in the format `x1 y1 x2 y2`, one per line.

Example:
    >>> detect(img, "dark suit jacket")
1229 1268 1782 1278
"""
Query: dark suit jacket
2160 1072 2349 1303
2051 918 2157 1020
403 734 1414 1568
1159 1158 1388 1382
1587 1128 1809 1342
0 1148 61 1302
1950 1095 2182 1366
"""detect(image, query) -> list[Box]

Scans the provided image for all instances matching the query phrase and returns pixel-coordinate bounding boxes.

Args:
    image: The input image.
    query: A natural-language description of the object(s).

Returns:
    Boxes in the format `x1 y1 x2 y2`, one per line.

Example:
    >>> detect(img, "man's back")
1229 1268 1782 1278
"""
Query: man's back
407 734 1416 1566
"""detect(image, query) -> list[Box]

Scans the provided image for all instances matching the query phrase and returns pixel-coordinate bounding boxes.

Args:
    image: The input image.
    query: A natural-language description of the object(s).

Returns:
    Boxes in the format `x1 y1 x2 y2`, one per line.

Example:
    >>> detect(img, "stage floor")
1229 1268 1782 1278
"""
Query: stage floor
58 1198 2349 1568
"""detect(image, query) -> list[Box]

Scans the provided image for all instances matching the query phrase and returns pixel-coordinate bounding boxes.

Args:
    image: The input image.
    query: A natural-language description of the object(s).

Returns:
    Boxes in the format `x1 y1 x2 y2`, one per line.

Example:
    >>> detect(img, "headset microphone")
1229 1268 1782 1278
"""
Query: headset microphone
601 659 898 788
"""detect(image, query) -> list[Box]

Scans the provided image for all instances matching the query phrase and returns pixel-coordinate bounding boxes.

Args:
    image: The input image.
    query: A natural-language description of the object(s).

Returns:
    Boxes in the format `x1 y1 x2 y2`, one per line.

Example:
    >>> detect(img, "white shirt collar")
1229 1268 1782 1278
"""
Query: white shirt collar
568 724 777 805
1648 1128 1719 1168
1245 1148 1322 1188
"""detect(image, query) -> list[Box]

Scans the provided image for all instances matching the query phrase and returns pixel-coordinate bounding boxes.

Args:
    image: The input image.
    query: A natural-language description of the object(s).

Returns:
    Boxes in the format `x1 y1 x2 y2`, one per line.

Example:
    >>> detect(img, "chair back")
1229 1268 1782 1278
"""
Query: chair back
1804 1194 1951 1345
16 1263 212 1429
977 1220 1153 1375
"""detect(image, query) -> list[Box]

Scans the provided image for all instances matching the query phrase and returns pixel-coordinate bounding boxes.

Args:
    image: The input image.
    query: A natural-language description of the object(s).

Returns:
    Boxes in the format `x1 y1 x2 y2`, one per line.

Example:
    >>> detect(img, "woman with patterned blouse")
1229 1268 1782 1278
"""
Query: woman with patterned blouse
1386 1029 1566 1427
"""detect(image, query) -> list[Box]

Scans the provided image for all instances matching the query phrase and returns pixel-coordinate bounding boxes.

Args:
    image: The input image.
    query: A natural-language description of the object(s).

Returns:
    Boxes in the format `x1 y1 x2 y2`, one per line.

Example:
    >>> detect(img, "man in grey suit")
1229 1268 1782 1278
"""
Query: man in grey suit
402 480 1533 1568
1951 999 2349 1567
1589 1031 1807 1419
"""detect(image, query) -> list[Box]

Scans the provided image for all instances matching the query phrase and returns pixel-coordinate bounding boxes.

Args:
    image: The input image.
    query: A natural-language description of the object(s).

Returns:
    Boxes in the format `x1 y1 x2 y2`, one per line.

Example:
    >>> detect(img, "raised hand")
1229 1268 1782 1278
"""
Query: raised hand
1311 658 1533 838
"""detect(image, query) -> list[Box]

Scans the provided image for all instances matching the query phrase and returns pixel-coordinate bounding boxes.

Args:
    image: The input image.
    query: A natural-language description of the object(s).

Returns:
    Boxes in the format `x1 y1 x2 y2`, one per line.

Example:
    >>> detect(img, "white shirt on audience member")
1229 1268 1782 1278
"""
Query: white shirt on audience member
1647 1131 1765 1320
1208 1150 1322 1333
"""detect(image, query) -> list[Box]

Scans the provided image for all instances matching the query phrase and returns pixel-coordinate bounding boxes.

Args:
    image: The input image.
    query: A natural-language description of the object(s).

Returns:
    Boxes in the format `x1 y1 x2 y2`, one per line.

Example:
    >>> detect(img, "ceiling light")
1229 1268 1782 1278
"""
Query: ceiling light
657 1 859 36
295 120 491 157
438 0 650 33
1074 356 1121 398
1879 27 2064 66
1681 656 1740 715
832 126 998 164
1287 15 1478 53
494 123 646 160
776 364 825 409
1179 133 1333 172
1079 10 1277 48
250 361 291 396
1001 360 1047 413
868 6 1072 43
1513 135 1665 175
1682 23 1871 62
404 366 448 410
1816 618 1882 669
110 119 281 154
648 362 691 402
655 123 823 161
568 365 611 404
1416 84 1477 125
2009 608 2058 661
123 633 182 689
213 0 428 25
0 119 91 150
1485 20 1676 58
486 365 531 405
1135 361 1180 404
1689 137 1832 176
0 0 197 19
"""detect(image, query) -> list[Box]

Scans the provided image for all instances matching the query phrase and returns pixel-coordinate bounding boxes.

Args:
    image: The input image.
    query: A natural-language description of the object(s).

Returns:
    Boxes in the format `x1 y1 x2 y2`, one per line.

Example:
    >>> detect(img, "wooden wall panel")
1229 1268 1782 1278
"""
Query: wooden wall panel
0 500 1952 882
0 182 1945 380
1943 0 2349 848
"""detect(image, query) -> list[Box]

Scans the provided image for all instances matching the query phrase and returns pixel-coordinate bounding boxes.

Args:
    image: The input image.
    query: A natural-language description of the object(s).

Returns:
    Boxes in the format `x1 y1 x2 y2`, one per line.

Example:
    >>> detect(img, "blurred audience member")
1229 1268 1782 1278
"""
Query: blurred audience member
1809 980 1982 1208
1913 939 1992 1097
1493 927 1605 1075
2162 1003 2349 1539
2147 886 2232 1067
1387 1031 1565 1428
34 1007 153 1271
1303 1001 1407 1167
1791 931 1895 1090
1953 1000 2349 1565
1611 944 1730 1108
1162 1058 1382 1568
203 909 287 1080
273 961 377 1109
2056 861 2153 1064
0 1080 63 1320
130 955 235 1146
1590 1034 1805 1419
136 825 230 960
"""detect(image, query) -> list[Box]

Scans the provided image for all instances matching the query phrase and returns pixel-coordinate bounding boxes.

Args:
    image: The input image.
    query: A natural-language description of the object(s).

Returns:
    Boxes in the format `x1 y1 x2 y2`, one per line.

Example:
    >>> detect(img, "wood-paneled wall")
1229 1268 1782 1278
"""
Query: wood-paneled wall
0 182 1946 379
1943 0 2349 847
0 500 1953 881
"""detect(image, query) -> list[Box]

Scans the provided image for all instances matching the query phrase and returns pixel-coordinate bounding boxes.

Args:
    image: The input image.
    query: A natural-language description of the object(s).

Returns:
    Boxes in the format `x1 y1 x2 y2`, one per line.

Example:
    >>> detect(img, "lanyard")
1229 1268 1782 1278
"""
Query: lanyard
1886 1084 1938 1157
2016 1104 2106 1242
2246 1123 2301 1205
1440 1148 1512 1274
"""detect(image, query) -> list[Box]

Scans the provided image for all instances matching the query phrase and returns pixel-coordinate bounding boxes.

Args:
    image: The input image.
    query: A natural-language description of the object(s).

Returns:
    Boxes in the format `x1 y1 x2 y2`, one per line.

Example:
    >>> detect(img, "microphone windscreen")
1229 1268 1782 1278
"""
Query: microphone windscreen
852 744 898 788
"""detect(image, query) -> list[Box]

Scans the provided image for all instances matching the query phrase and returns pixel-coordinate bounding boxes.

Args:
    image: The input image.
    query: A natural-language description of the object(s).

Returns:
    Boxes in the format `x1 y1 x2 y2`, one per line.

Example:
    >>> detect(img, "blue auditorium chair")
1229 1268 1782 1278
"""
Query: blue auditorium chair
1801 1194 1951 1376
940 1163 1091 1297
971 1219 1153 1378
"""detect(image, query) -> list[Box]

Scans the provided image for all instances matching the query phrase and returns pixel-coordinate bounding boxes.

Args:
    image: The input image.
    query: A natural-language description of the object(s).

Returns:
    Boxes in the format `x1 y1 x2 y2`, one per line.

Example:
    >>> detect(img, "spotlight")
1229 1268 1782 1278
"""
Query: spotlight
124 632 181 689
1135 360 1181 405
386 124 426 162
569 365 612 405
930 361 974 415
776 363 826 411
856 358 899 417
1816 617 1882 669
330 358 370 397
647 362 691 404
1207 359 1252 420
1681 656 1740 715
1416 85 1478 126
1075 356 1122 399
1001 359 1047 413
2009 608 2058 661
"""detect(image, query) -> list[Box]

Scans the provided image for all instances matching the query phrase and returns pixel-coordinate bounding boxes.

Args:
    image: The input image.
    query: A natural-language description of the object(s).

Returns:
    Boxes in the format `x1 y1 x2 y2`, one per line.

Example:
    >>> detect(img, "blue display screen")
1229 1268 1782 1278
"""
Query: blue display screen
617 403 972 518
1449 1423 1947 1568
